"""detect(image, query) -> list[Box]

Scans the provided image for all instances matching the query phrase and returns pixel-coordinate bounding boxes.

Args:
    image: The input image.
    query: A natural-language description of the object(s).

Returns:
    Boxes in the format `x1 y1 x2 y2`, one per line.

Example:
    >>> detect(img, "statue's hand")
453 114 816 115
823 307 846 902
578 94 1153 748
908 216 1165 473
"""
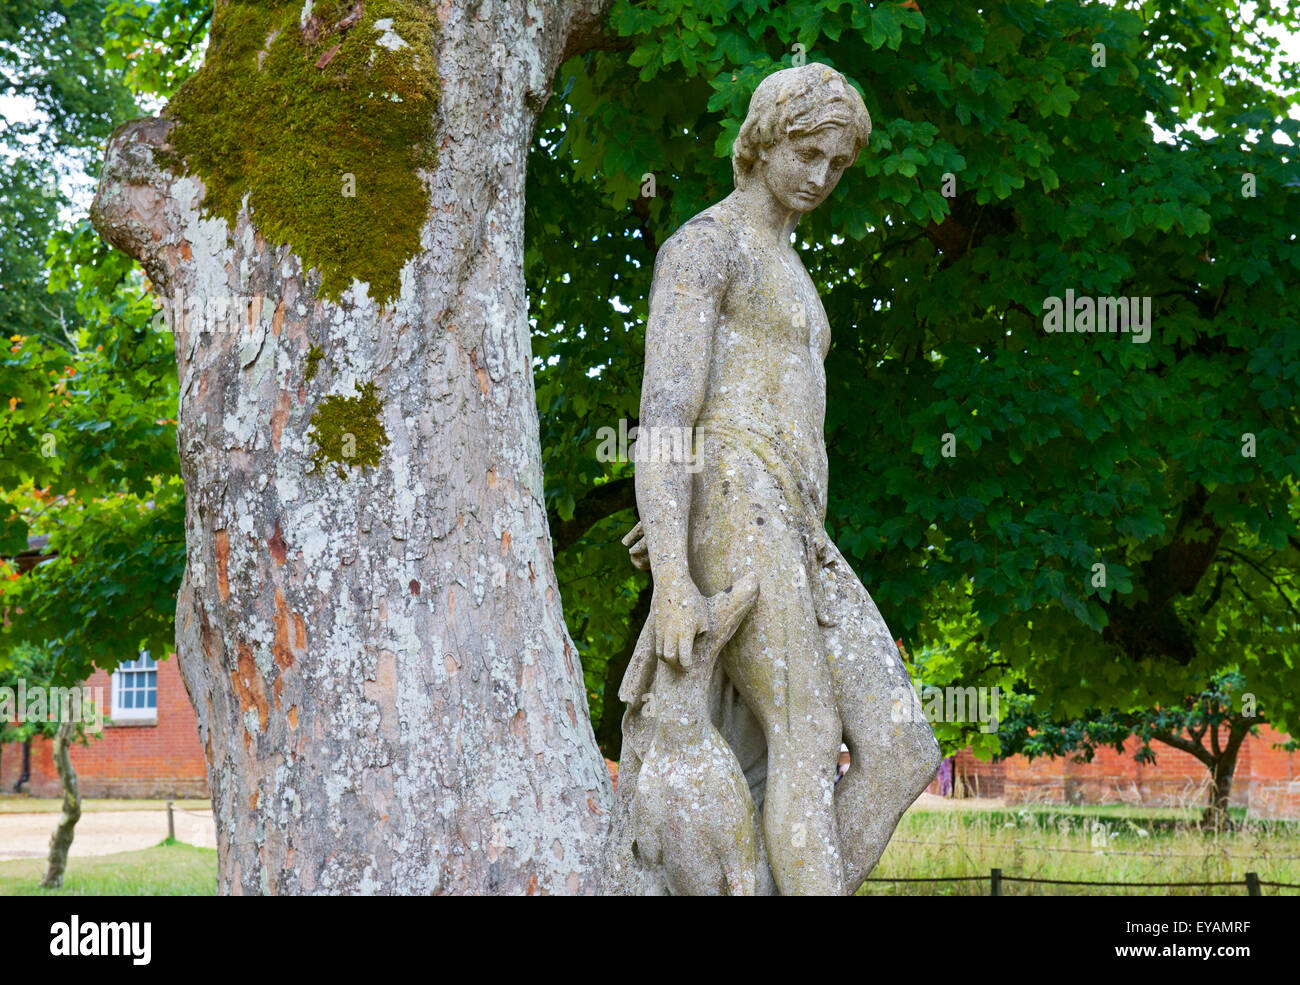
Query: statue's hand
650 577 708 672
622 521 650 572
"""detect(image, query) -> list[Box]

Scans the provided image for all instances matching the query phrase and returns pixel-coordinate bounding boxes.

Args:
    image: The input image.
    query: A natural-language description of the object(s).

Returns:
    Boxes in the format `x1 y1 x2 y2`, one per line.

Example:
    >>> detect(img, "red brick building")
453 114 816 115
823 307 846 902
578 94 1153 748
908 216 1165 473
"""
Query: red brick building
1 652 209 799
933 725 1299 819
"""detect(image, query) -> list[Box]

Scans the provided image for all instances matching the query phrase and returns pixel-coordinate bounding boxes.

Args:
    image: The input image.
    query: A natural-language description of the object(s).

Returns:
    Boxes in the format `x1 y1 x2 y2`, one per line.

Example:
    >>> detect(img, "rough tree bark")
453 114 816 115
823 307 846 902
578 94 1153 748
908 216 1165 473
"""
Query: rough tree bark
40 720 81 889
91 0 615 894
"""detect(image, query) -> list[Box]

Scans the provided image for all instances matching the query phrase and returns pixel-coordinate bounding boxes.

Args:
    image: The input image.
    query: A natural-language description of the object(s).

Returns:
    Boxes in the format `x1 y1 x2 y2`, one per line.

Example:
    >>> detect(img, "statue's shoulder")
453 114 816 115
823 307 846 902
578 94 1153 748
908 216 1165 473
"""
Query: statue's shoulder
673 203 738 238
656 203 742 281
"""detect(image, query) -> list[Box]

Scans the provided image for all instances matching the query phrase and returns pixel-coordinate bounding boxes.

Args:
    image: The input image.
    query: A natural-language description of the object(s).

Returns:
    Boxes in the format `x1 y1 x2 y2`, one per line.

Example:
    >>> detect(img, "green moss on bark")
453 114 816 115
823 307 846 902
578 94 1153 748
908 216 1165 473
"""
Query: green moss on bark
308 380 391 478
165 0 439 304
304 344 326 382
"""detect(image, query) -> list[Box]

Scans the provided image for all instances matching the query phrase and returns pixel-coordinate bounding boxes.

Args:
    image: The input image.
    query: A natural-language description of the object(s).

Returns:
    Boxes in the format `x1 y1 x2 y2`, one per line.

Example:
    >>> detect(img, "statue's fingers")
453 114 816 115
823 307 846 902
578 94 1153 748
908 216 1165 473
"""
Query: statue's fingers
621 521 644 547
629 542 650 571
678 629 692 672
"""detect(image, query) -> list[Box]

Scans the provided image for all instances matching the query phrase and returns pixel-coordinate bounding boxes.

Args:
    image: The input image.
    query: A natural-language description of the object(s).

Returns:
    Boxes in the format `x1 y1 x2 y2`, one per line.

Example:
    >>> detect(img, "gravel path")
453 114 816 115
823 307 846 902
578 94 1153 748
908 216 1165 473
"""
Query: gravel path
0 809 216 860
909 792 1007 811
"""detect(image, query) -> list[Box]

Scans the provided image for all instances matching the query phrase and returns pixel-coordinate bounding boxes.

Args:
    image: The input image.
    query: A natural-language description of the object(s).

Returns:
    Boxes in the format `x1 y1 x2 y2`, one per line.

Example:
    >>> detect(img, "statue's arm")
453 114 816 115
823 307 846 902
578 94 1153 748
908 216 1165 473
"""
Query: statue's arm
636 218 729 667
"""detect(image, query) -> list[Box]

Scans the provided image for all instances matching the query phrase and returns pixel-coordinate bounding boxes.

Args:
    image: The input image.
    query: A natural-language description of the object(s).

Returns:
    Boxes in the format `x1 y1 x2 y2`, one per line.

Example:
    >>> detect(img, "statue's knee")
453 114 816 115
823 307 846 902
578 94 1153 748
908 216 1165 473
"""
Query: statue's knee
908 730 944 789
848 726 941 789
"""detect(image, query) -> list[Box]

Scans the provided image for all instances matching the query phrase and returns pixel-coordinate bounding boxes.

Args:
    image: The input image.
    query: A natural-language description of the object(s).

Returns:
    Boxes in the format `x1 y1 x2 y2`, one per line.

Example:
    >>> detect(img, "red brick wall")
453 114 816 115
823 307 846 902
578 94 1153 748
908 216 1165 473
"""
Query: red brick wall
0 652 209 799
933 726 1298 818
951 749 1005 797
1244 725 1300 819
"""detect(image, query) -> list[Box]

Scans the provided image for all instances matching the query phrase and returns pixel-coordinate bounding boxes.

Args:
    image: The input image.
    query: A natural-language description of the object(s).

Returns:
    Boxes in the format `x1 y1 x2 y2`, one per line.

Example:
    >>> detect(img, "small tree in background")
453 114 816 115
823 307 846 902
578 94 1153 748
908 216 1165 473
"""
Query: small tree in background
0 641 101 888
997 672 1285 830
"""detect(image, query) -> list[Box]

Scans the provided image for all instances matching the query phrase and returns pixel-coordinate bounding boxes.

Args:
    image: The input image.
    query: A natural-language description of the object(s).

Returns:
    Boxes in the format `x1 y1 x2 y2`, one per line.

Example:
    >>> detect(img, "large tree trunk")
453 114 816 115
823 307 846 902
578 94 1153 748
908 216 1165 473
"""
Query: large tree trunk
91 0 614 895
40 720 81 889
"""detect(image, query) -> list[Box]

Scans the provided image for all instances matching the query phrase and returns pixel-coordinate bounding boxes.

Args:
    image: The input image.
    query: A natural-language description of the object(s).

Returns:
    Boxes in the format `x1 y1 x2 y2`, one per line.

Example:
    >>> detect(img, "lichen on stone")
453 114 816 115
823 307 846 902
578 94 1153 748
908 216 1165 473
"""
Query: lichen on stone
307 380 391 478
304 344 326 382
163 0 440 304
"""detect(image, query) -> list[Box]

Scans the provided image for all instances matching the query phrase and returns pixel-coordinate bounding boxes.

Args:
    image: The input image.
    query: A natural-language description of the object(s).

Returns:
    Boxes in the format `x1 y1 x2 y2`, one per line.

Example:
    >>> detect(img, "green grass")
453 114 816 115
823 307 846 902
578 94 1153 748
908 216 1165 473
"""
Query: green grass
916 801 1300 835
858 805 1300 896
0 796 210 814
0 842 217 895
3 801 1293 896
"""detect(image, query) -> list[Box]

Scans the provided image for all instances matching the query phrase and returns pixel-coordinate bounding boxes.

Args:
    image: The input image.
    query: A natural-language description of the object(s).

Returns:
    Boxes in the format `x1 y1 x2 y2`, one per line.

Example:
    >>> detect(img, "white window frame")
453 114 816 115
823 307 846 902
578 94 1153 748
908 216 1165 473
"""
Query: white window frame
111 651 158 722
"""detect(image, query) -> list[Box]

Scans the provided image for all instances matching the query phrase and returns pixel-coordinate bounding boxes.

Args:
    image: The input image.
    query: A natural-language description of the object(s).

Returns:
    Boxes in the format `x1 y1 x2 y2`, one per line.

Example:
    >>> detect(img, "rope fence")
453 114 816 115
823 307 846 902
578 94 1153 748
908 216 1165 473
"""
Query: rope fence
887 836 1300 860
863 867 1300 895
163 800 214 841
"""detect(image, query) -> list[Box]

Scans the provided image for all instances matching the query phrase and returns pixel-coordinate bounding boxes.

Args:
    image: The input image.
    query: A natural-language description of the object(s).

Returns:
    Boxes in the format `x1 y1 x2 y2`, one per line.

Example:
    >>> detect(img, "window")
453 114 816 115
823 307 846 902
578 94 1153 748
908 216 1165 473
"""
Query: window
111 651 158 721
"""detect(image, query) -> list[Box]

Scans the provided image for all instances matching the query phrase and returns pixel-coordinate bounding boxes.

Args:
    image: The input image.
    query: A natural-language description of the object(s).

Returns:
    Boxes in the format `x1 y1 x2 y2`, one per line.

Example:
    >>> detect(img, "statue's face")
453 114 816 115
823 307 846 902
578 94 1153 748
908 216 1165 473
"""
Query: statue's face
759 124 858 213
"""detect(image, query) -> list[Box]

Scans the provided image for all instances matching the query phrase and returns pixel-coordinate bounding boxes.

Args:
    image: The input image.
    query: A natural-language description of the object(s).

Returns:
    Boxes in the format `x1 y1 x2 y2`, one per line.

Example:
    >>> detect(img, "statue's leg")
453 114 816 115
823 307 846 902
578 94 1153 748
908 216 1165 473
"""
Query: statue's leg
819 542 942 892
691 466 844 896
718 588 844 895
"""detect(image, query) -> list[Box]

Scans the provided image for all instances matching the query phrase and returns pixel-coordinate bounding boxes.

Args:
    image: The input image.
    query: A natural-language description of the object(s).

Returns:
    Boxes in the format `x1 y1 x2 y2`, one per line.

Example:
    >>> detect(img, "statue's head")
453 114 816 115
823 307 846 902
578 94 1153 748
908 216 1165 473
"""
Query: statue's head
732 63 872 213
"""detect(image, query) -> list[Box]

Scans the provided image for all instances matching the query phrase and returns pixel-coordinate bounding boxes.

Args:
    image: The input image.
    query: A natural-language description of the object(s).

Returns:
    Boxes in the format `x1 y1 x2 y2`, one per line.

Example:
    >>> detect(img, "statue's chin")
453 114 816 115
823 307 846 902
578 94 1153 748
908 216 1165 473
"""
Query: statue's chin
790 191 825 212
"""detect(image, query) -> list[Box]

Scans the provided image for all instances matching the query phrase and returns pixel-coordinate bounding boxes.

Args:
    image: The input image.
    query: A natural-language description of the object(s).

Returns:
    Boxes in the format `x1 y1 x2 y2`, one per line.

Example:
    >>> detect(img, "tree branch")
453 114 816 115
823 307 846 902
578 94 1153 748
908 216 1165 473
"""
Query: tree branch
559 0 623 63
88 116 183 292
549 475 636 553
1151 729 1214 769
1220 546 1300 621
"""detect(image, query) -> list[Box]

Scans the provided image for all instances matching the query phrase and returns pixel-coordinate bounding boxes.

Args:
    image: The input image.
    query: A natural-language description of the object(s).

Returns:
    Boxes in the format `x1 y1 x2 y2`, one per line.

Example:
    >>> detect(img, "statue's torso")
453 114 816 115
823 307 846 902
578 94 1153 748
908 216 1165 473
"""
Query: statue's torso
689 198 830 517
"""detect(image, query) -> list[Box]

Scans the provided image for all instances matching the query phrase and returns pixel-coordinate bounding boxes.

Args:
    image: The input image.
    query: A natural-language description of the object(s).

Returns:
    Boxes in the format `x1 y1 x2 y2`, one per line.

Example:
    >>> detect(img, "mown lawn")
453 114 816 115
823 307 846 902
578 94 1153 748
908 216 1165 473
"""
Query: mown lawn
859 805 1300 896
0 842 217 896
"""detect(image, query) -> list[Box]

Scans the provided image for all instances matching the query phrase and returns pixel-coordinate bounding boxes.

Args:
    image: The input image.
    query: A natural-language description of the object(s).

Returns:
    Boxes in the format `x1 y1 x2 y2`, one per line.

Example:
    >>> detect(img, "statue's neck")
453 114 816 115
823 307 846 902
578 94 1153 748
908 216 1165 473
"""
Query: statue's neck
725 186 800 248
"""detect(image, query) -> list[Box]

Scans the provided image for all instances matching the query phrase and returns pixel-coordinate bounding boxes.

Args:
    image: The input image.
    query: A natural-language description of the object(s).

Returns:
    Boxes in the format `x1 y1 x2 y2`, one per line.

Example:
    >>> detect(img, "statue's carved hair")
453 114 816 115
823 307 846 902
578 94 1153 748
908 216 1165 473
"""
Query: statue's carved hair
732 63 872 190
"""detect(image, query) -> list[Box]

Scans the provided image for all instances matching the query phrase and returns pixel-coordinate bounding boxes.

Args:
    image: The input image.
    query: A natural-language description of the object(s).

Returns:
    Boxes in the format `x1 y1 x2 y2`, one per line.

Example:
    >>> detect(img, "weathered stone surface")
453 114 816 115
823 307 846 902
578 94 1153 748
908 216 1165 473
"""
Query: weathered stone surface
601 64 942 896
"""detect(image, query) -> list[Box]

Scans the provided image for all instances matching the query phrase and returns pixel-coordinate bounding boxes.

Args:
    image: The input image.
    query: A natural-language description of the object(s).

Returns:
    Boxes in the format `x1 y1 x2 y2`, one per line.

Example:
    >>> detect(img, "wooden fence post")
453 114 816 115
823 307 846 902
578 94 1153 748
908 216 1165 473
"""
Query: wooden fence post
1245 872 1261 897
167 799 175 842
990 867 1002 896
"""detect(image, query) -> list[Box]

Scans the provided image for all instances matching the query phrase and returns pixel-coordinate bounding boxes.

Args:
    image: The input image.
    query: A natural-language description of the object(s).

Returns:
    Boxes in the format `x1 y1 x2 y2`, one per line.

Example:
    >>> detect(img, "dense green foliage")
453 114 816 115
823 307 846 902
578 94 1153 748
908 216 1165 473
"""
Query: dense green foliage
1 0 185 680
0 642 91 743
1 2 1296 769
529 0 1300 753
1000 672 1261 766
